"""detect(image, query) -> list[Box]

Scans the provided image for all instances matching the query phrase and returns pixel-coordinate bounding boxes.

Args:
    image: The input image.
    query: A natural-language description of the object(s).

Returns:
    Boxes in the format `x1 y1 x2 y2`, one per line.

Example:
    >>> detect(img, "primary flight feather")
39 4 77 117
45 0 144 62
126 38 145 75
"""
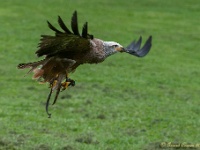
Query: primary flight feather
18 11 152 117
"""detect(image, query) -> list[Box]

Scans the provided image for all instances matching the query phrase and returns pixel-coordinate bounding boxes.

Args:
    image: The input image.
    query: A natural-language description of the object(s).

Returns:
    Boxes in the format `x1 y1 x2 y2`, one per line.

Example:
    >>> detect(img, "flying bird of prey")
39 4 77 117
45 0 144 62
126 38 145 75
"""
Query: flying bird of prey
18 11 152 117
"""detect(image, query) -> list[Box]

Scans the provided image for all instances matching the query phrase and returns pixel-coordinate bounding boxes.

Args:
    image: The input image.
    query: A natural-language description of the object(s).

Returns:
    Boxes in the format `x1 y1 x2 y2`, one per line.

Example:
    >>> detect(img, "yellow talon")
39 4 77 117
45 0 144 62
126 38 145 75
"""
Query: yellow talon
61 81 71 91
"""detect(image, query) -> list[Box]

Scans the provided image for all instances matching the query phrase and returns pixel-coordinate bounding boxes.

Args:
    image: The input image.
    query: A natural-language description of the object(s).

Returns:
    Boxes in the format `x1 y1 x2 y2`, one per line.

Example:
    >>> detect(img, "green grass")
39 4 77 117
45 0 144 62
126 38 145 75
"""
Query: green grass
0 0 200 149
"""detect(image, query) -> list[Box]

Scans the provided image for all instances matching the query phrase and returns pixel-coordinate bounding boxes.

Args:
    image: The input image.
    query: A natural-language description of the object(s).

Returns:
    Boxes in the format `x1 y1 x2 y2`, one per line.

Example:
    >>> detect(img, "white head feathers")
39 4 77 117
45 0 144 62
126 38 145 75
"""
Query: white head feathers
103 41 124 57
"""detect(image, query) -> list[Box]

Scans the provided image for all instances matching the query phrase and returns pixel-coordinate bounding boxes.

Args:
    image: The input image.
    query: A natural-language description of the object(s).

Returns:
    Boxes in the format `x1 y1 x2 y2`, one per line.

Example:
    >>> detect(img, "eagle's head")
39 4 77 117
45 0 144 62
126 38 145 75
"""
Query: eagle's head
103 41 125 57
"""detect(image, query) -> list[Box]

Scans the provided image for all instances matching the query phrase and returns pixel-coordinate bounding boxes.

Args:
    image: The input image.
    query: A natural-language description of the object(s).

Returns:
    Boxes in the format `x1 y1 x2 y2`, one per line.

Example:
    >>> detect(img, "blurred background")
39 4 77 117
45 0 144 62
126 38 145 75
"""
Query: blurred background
0 0 199 149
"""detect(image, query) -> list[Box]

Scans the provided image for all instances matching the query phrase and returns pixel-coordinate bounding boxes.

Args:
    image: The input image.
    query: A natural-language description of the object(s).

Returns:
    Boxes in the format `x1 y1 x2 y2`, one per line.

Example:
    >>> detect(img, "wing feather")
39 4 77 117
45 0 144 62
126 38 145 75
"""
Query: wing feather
71 11 80 36
47 21 63 34
125 36 152 57
36 11 93 57
127 36 142 51
82 22 88 38
58 16 72 34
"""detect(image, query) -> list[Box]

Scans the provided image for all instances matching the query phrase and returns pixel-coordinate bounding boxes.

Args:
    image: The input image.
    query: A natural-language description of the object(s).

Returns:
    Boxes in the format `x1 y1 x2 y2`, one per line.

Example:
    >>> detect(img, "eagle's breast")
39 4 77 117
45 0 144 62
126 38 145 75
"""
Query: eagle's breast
81 38 106 64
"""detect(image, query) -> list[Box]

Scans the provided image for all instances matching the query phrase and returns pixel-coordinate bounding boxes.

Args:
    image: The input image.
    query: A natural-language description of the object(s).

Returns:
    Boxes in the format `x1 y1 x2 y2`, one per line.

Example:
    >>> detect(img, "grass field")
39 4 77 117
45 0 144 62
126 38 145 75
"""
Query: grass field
0 0 200 149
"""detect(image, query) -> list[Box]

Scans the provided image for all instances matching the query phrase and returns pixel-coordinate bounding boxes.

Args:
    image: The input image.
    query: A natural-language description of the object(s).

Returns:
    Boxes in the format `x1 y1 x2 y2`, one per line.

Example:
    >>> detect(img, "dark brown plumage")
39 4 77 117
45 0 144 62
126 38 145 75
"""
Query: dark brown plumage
18 11 152 117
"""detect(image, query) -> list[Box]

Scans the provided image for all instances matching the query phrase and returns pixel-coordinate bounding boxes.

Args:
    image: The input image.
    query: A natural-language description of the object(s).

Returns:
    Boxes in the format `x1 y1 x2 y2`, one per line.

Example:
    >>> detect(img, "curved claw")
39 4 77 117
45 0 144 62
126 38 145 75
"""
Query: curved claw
125 36 152 57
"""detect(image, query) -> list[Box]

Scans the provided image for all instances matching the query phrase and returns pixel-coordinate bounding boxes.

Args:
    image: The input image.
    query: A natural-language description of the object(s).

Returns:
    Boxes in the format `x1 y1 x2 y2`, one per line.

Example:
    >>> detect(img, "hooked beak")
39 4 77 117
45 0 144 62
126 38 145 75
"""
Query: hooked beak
115 46 125 52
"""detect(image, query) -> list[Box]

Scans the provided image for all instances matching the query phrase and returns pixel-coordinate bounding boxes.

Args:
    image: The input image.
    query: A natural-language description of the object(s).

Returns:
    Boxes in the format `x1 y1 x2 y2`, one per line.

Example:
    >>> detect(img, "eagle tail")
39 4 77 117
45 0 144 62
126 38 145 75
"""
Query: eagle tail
17 59 47 75
17 57 75 89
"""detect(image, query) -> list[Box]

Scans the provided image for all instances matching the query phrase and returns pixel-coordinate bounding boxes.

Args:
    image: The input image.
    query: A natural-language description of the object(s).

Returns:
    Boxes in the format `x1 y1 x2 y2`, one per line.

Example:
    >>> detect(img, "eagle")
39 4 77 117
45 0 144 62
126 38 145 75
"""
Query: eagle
18 11 152 117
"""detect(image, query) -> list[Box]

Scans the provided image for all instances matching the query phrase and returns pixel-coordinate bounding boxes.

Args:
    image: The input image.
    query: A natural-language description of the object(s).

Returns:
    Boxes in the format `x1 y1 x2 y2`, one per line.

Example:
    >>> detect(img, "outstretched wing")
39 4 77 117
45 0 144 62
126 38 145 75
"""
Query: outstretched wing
124 36 152 57
36 11 93 57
